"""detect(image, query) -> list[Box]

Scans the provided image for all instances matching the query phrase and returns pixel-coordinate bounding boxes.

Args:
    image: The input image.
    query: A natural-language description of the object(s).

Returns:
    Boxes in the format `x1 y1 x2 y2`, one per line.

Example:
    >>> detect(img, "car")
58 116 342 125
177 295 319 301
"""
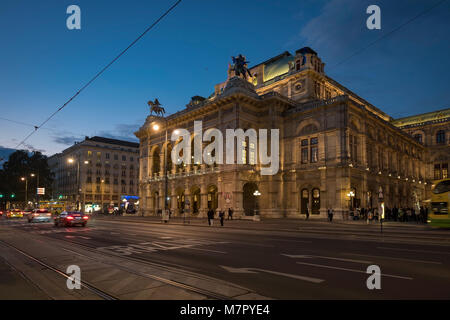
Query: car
22 209 34 219
0 210 4 217
28 209 52 223
54 211 88 227
7 209 23 218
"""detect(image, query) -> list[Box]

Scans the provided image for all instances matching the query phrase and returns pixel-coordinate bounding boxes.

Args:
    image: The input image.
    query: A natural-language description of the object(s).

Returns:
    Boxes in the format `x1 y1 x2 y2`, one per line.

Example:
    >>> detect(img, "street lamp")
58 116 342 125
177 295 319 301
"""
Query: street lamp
152 120 169 216
253 190 261 219
67 156 81 211
21 177 28 207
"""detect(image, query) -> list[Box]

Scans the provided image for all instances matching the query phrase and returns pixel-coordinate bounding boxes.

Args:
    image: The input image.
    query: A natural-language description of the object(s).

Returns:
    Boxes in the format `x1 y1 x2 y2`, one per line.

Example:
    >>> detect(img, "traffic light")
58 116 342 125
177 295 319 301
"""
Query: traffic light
0 194 3 198
58 194 63 199
11 194 15 198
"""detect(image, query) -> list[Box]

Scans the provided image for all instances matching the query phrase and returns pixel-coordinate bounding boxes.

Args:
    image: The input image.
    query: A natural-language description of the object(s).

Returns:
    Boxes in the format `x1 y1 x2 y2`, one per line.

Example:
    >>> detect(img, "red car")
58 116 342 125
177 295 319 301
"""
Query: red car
54 211 89 227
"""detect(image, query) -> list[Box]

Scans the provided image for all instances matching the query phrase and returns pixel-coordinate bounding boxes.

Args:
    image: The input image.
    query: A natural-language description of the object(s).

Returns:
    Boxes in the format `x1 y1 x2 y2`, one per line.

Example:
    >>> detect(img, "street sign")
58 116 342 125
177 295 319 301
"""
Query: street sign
37 188 45 195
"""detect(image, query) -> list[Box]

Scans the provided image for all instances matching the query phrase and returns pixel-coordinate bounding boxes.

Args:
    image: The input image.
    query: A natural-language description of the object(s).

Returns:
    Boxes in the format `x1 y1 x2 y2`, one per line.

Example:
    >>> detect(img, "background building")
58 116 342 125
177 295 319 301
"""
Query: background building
49 136 139 213
136 48 447 219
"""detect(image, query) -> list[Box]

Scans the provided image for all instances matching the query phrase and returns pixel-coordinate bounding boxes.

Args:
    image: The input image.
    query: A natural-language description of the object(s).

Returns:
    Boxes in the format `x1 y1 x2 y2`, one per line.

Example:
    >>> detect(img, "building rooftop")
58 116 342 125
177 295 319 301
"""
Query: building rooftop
391 107 450 128
85 136 139 148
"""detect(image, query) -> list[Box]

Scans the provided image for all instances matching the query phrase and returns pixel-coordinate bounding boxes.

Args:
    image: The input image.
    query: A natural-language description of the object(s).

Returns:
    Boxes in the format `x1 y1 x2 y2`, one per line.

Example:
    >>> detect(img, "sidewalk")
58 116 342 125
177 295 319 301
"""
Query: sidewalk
93 214 434 233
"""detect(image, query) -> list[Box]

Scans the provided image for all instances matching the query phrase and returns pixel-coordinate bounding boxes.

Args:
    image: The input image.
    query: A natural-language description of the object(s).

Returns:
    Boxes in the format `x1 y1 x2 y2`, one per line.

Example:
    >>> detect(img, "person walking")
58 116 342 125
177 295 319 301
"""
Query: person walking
219 209 225 226
306 203 310 220
228 207 233 220
207 208 214 226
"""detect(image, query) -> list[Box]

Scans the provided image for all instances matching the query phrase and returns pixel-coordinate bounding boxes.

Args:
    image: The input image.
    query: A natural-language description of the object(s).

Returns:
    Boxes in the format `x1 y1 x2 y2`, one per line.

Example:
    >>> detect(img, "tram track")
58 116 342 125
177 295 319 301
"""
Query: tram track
0 239 119 300
3 230 243 300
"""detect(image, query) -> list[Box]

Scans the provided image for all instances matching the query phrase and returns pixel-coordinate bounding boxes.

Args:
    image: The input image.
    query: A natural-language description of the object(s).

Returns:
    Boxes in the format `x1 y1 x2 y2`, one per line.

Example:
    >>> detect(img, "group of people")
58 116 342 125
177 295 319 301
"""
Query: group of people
207 207 233 226
349 206 429 224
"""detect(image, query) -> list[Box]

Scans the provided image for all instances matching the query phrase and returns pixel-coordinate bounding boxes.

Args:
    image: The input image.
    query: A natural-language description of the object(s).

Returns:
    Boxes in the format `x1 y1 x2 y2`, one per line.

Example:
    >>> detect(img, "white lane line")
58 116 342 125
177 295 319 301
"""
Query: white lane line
283 254 372 264
221 265 324 284
182 247 227 254
160 236 173 239
377 247 450 255
296 262 413 280
343 252 442 265
268 238 312 244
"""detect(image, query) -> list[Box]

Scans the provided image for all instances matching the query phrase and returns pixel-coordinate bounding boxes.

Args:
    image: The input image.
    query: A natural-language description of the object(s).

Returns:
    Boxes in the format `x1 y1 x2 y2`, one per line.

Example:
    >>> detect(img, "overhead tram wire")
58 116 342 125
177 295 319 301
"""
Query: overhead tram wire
14 0 182 150
328 0 448 71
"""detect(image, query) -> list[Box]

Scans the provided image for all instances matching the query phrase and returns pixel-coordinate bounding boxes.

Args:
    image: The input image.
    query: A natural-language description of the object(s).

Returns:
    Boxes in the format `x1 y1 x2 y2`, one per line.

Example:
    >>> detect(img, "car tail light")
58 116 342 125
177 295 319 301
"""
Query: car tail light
33 213 40 216
46 213 51 216
83 216 89 220
66 216 74 220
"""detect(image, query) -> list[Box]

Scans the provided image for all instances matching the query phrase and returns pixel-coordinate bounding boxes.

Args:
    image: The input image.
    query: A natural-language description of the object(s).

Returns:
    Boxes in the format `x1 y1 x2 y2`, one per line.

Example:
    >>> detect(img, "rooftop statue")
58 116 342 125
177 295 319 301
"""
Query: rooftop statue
230 54 253 80
147 98 166 117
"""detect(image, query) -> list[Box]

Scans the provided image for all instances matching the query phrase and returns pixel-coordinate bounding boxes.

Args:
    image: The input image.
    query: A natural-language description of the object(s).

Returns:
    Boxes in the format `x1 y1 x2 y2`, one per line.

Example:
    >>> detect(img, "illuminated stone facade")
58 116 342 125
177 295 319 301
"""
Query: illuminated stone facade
136 48 443 219
49 136 139 212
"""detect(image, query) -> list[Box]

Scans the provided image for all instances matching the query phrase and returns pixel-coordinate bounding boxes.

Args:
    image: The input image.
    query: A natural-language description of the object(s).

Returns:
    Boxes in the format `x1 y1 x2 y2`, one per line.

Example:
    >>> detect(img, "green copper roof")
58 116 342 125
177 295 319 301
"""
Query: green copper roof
391 108 450 127
263 54 294 83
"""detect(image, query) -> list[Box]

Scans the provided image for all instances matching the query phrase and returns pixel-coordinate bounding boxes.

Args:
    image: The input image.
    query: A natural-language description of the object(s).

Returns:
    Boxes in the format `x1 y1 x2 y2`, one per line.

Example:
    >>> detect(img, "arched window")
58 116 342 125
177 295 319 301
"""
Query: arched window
413 133 423 143
436 130 445 144
152 147 160 175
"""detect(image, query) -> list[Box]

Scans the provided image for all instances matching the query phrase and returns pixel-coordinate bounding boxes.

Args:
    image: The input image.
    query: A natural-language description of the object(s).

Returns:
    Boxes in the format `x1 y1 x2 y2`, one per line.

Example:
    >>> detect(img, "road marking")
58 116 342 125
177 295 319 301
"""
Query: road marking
220 265 324 284
79 236 91 240
282 254 372 264
160 236 173 239
183 247 227 254
267 238 312 244
343 252 442 265
377 247 450 255
296 262 413 280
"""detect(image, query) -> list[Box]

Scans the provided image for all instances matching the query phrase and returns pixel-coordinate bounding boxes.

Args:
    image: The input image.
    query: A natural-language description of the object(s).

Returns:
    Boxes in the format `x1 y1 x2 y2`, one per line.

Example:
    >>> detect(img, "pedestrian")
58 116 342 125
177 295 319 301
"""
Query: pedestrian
219 209 225 226
306 204 310 220
327 207 334 222
207 208 214 226
228 207 233 220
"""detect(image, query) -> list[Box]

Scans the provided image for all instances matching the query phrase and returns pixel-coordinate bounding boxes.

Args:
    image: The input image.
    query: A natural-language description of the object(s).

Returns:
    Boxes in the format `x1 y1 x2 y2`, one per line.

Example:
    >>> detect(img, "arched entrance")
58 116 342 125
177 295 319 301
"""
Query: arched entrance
191 186 201 214
207 185 218 210
243 182 258 216
312 188 320 215
300 189 309 215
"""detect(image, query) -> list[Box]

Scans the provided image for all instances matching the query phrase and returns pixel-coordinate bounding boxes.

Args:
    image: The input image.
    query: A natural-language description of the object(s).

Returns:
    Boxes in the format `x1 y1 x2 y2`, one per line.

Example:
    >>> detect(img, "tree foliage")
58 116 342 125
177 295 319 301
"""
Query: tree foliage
0 150 54 203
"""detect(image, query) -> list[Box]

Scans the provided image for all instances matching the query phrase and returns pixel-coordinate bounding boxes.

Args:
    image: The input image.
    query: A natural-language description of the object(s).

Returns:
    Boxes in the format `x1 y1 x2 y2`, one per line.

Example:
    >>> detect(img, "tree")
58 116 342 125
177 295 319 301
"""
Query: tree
0 150 54 205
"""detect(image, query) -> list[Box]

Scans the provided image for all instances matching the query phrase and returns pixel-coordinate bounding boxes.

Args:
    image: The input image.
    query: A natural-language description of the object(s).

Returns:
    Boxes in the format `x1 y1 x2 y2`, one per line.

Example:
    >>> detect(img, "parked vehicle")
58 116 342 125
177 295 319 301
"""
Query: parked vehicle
54 211 88 227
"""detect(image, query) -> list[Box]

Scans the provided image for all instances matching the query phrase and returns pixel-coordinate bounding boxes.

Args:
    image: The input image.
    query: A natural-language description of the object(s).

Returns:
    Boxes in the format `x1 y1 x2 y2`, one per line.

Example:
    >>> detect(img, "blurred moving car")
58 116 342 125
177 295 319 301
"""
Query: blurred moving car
0 210 4 217
22 209 34 219
28 209 52 223
7 209 23 218
54 211 88 227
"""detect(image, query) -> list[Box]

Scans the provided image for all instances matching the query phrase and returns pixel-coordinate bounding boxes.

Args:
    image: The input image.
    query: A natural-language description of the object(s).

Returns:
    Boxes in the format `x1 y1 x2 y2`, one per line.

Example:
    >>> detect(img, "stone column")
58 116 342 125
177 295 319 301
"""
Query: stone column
199 185 208 218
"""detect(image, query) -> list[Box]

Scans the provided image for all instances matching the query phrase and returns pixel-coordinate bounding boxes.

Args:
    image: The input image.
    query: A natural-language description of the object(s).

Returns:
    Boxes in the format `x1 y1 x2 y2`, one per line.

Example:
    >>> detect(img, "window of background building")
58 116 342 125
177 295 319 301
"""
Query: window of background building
310 137 318 163
86 176 92 183
97 152 101 158
443 163 449 179
122 155 126 161
301 139 308 164
88 151 92 157
413 134 423 143
114 178 118 185
121 186 126 193
114 154 118 160
106 153 110 159
436 130 446 144
130 157 134 162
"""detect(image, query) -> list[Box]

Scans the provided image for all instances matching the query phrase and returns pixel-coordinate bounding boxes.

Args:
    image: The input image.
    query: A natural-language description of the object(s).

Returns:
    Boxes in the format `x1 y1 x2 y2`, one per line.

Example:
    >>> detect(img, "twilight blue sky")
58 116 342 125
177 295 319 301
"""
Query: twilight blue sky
0 0 449 156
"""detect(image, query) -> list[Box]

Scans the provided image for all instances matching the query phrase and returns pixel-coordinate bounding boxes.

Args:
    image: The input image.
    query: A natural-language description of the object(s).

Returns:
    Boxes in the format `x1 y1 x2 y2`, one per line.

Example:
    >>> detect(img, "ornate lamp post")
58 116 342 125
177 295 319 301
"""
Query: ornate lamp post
253 190 261 220
152 119 169 217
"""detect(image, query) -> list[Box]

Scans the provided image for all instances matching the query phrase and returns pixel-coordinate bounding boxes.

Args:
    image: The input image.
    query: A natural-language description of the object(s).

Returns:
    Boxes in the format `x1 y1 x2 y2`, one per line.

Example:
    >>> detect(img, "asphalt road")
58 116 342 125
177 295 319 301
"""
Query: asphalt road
1 216 450 299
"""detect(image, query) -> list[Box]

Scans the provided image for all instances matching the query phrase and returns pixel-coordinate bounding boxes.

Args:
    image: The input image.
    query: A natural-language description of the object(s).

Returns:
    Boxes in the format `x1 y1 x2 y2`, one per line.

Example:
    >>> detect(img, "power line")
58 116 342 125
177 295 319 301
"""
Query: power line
15 0 182 150
329 0 448 71
0 116 86 138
